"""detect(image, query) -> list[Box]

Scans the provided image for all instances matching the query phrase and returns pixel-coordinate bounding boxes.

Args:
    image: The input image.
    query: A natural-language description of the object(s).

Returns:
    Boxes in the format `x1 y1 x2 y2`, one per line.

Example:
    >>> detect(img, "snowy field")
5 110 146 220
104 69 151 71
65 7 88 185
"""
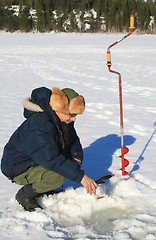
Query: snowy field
0 32 156 240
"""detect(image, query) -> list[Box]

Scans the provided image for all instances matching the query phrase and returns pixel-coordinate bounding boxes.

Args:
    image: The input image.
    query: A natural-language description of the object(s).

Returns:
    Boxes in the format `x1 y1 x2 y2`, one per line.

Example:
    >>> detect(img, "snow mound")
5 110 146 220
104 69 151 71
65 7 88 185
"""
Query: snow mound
1 174 156 239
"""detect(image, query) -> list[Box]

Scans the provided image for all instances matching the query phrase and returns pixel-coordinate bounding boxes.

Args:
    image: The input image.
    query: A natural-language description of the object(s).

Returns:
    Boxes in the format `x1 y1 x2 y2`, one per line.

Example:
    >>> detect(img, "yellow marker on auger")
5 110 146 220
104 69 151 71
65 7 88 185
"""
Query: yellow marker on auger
107 51 112 67
129 13 135 31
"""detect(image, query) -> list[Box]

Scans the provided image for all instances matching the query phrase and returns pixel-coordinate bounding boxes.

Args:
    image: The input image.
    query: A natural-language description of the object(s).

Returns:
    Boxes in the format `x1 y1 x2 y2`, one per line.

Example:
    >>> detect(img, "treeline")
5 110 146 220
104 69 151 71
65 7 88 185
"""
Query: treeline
0 0 156 33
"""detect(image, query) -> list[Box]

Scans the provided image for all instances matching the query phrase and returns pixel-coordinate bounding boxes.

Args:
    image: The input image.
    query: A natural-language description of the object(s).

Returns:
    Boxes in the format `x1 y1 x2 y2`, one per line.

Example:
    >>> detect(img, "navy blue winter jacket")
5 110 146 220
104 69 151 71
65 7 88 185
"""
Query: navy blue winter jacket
1 87 84 183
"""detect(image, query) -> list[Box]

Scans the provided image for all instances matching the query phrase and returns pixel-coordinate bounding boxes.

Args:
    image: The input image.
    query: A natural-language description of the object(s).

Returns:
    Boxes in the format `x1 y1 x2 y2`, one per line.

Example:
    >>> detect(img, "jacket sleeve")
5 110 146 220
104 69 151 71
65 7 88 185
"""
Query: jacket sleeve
69 124 84 163
23 128 84 183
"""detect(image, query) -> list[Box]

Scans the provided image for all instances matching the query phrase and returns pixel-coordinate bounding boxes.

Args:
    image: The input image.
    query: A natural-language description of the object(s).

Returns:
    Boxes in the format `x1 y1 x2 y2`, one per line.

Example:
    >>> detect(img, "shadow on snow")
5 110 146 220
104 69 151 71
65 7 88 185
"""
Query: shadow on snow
64 133 136 189
130 121 156 175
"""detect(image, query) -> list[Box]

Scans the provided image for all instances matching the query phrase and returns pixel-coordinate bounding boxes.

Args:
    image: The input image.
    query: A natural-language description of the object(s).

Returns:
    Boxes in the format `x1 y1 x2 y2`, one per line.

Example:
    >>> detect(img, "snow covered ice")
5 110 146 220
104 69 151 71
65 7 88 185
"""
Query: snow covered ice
0 32 156 239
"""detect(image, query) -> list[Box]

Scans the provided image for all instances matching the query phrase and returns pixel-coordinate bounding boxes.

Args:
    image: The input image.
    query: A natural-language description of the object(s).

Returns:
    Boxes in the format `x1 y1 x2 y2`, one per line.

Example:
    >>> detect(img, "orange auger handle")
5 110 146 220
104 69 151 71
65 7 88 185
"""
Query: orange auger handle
107 13 135 68
106 51 112 67
129 13 135 31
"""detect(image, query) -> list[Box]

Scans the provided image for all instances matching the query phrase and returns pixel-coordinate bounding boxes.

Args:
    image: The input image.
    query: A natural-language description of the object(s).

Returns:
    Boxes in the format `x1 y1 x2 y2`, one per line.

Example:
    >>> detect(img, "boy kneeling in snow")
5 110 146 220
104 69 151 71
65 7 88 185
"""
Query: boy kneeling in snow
1 87 97 211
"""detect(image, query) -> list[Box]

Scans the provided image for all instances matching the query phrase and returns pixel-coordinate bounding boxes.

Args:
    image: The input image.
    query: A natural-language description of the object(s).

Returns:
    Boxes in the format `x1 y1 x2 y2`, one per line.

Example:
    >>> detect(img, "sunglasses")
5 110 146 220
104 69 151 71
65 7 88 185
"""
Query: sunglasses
69 114 77 117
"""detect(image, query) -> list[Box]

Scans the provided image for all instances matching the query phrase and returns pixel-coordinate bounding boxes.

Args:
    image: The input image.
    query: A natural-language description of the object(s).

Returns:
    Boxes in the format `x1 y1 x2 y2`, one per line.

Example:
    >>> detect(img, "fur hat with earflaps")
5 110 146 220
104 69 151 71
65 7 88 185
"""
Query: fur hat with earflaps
49 87 85 115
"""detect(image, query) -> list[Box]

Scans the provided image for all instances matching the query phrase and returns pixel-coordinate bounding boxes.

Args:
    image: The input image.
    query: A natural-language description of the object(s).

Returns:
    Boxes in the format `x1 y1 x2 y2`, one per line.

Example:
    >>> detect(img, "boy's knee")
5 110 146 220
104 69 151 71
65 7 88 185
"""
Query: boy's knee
33 171 65 193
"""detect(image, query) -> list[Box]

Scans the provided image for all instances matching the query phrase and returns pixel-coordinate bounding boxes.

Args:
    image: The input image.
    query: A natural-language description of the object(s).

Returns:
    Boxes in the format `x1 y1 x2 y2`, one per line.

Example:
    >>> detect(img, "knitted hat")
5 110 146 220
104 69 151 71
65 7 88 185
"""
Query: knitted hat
62 88 79 101
49 87 85 115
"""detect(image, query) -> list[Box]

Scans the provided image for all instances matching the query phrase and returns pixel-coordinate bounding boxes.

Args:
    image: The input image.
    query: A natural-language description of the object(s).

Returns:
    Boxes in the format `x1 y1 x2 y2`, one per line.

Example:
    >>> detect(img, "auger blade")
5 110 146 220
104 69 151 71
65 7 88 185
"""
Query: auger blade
119 157 129 168
123 158 129 168
122 146 129 155
122 170 130 176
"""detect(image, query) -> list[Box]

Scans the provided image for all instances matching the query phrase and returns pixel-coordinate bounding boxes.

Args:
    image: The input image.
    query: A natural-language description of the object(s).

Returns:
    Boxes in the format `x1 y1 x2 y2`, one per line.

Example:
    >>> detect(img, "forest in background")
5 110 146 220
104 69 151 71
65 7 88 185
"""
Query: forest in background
0 0 156 34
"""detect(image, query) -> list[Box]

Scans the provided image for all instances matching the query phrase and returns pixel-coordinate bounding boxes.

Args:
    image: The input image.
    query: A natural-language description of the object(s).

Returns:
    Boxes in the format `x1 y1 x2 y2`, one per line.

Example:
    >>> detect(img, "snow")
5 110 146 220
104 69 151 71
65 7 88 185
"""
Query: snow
0 32 156 239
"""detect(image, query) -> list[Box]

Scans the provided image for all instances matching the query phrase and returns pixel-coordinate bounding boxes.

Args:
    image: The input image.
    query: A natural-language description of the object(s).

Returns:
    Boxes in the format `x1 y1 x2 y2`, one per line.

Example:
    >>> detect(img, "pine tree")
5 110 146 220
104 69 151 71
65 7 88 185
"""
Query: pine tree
0 0 155 33
149 1 156 33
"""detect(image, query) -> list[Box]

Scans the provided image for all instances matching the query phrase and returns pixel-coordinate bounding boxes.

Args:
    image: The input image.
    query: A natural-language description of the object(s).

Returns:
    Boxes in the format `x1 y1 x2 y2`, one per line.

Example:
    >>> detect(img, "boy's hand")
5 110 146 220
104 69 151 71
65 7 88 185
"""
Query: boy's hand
81 175 98 195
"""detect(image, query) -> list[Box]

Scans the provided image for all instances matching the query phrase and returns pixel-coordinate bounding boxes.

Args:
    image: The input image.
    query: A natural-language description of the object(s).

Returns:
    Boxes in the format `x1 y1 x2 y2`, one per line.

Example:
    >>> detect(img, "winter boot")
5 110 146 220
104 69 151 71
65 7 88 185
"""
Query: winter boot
15 184 42 212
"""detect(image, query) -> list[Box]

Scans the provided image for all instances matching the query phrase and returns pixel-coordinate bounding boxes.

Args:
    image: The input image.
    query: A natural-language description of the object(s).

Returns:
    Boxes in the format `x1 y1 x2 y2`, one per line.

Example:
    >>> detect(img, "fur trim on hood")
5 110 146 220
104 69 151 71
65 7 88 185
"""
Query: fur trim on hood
22 98 44 113
49 87 85 115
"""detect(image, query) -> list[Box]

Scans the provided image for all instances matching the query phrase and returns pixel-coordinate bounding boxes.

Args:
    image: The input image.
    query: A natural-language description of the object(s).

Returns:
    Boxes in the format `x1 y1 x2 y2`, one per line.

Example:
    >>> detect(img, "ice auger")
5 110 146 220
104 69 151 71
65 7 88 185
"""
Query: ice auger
106 14 135 176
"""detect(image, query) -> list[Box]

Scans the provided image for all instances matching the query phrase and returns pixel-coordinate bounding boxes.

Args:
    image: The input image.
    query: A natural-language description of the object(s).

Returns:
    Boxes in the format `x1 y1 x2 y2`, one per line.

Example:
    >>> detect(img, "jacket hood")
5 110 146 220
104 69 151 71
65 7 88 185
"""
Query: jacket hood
22 87 51 118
